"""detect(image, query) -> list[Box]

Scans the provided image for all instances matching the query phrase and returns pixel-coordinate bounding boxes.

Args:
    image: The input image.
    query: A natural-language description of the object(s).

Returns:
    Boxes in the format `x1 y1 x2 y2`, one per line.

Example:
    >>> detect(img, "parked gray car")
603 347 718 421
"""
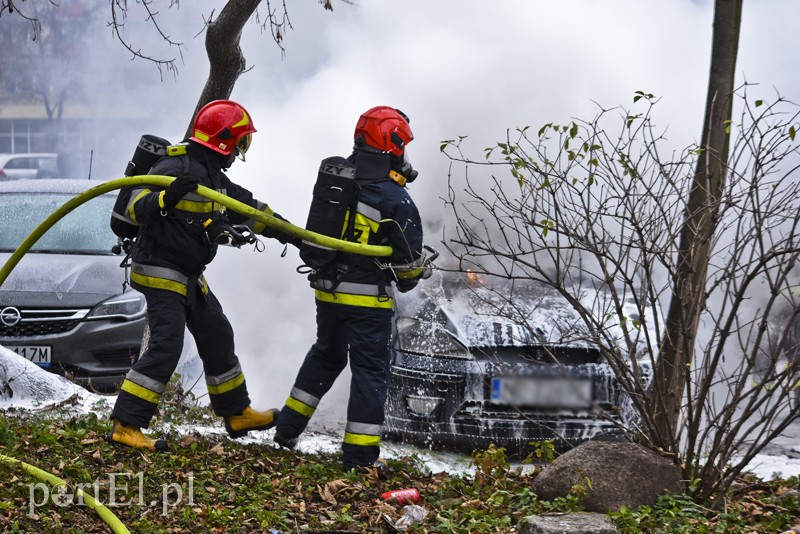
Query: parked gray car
0 179 145 391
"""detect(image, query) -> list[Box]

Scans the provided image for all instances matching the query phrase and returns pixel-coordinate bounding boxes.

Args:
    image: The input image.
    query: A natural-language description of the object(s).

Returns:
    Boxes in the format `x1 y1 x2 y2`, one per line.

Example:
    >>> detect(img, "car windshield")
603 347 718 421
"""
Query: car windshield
0 192 116 254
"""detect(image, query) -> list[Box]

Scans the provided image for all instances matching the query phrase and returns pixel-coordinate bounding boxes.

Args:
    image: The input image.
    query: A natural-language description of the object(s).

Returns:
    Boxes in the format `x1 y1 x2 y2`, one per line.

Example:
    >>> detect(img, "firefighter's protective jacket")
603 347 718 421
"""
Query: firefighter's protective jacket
310 152 425 309
277 149 425 470
123 143 294 297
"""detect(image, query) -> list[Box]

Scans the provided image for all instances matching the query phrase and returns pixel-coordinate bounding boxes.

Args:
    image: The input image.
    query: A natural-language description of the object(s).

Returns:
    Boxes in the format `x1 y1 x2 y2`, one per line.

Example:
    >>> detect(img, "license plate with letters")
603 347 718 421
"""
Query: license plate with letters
9 346 52 368
490 376 592 408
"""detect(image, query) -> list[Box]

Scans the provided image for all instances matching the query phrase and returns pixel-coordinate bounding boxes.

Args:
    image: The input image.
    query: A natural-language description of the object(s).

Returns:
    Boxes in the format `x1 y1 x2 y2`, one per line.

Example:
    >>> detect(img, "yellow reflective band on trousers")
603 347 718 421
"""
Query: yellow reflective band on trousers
343 432 381 447
206 372 245 395
120 379 161 405
285 396 316 418
314 289 393 309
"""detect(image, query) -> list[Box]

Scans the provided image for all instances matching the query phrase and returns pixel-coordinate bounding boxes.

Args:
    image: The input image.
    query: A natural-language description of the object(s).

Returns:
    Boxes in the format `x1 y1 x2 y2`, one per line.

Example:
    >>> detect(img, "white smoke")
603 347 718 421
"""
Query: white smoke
9 0 799 429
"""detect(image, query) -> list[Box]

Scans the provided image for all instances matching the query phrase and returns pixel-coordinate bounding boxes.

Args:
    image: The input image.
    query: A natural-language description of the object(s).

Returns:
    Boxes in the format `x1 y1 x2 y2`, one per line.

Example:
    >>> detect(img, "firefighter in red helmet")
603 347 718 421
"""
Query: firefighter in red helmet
274 106 429 472
109 100 300 451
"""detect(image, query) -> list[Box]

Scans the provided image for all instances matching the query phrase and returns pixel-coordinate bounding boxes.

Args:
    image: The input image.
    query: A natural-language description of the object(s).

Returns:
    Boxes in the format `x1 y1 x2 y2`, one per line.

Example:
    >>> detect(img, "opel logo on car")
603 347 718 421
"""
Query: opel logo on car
0 306 22 327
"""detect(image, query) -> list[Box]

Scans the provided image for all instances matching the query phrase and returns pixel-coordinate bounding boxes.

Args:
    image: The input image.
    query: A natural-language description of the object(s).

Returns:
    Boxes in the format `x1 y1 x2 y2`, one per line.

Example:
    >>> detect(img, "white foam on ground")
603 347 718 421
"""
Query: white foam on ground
3 345 799 481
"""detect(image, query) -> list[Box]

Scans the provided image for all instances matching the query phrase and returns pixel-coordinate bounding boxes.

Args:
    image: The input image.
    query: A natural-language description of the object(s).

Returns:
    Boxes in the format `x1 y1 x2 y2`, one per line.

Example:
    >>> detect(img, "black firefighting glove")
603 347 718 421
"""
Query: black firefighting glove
161 173 199 210
286 236 303 250
268 211 303 249
205 220 257 248
396 278 419 293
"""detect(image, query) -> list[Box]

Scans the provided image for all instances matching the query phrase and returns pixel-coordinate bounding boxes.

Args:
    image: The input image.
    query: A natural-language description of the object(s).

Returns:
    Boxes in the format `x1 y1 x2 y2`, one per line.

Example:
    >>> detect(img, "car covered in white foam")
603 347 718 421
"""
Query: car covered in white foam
383 270 656 457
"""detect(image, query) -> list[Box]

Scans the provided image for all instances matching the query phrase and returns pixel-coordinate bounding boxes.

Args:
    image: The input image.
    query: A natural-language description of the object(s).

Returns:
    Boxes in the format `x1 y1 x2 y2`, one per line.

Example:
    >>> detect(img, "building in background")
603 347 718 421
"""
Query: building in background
0 1 152 180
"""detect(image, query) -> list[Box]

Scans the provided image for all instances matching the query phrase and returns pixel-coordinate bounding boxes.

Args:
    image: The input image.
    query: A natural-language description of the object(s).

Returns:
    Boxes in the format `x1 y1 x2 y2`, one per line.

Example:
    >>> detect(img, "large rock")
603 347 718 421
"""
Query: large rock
519 512 618 533
532 440 684 513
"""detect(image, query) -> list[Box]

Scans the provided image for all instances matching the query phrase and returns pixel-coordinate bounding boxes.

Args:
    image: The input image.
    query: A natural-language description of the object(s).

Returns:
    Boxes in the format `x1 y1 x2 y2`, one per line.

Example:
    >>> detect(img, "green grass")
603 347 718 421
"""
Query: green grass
0 402 798 533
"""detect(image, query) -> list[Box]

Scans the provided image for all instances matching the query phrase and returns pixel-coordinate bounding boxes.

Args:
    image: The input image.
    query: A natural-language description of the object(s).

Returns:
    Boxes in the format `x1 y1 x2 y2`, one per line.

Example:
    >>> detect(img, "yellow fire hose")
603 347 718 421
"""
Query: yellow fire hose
0 452 130 533
0 176 394 531
0 175 393 288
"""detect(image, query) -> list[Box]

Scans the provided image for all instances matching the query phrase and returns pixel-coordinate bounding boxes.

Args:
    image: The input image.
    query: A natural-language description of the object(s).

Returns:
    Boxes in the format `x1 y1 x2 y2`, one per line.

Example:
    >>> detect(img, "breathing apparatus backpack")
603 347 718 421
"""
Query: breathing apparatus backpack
299 156 361 270
110 134 172 242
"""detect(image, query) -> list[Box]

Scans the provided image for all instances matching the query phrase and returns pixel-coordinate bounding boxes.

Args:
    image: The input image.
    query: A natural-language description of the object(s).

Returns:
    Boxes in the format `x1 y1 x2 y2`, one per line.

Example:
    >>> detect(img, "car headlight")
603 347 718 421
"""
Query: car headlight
405 395 444 417
86 291 146 320
395 317 473 359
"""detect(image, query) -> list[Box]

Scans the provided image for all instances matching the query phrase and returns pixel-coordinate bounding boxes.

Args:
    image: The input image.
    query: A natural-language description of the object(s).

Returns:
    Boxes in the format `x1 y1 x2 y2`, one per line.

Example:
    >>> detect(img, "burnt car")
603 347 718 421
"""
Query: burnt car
0 179 146 392
383 270 653 456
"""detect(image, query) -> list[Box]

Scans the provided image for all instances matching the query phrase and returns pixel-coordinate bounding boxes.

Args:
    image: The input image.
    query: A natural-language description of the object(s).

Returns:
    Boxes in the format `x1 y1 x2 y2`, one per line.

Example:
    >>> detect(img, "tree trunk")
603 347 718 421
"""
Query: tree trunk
648 0 742 450
184 0 262 138
142 0 261 356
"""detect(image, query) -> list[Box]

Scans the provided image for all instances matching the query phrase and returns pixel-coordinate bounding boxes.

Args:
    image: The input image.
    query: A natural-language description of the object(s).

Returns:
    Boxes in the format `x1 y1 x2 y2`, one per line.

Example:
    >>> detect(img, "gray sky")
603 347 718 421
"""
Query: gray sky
21 1 800 419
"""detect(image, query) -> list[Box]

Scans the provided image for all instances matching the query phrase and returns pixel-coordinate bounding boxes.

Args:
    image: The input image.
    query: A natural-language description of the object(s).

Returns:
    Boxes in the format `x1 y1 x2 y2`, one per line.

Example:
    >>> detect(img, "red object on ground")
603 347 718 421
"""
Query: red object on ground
380 488 421 505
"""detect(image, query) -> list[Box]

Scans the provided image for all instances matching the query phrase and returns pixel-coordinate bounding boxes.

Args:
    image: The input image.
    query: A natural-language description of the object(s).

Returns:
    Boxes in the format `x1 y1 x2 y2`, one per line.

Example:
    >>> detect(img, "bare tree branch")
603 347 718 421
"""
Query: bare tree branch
108 0 184 80
442 85 800 503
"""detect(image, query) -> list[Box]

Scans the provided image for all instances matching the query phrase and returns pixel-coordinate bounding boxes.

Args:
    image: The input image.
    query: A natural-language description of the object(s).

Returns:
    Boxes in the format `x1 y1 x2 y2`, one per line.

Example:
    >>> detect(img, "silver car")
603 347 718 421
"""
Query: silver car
0 153 60 180
0 179 146 391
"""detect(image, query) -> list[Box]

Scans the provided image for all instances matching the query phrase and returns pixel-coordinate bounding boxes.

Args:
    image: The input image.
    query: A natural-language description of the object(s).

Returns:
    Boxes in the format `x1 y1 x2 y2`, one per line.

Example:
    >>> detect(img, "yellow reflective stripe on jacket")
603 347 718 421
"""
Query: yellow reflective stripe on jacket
198 275 210 296
120 379 161 405
314 289 393 309
342 202 382 245
173 198 215 213
130 271 187 296
312 280 393 297
150 184 219 213
394 257 425 279
130 263 191 296
395 266 423 279
247 201 274 234
312 280 394 309
286 396 316 418
128 188 152 224
355 202 381 224
353 212 381 245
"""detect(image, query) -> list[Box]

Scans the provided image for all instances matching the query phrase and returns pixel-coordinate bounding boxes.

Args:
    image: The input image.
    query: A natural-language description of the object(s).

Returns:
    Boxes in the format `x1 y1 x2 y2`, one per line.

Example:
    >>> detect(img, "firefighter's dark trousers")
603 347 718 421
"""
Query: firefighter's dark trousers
276 299 393 469
111 285 251 428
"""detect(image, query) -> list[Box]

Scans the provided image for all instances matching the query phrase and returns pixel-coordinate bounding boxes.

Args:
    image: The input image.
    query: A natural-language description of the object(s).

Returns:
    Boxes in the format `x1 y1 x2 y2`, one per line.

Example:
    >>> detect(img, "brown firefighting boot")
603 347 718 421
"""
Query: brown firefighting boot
108 419 168 452
224 406 280 439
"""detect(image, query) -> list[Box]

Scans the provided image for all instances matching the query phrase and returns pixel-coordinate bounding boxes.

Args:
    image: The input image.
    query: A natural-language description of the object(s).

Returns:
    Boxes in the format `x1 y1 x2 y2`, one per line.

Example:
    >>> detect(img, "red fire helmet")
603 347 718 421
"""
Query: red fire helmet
354 106 414 156
190 100 257 156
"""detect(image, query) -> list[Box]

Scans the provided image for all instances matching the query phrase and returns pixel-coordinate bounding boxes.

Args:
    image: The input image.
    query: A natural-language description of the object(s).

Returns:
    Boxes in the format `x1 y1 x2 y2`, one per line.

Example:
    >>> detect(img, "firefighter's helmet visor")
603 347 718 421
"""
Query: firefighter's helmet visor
235 133 252 161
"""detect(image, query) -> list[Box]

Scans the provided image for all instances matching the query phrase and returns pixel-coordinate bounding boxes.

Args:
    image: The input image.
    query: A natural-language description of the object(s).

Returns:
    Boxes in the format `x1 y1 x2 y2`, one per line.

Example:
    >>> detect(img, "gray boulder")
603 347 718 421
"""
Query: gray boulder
519 512 618 533
531 440 685 513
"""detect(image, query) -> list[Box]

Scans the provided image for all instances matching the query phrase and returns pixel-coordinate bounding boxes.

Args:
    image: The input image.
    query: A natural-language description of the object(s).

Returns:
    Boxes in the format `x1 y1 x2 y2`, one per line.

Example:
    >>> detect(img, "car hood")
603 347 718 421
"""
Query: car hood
397 272 595 349
0 252 127 307
396 271 660 355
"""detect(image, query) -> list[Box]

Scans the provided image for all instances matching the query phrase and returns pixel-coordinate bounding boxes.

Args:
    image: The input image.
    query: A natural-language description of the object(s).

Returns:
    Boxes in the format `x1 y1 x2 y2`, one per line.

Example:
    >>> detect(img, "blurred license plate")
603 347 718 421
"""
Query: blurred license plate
10 346 52 368
491 377 591 408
